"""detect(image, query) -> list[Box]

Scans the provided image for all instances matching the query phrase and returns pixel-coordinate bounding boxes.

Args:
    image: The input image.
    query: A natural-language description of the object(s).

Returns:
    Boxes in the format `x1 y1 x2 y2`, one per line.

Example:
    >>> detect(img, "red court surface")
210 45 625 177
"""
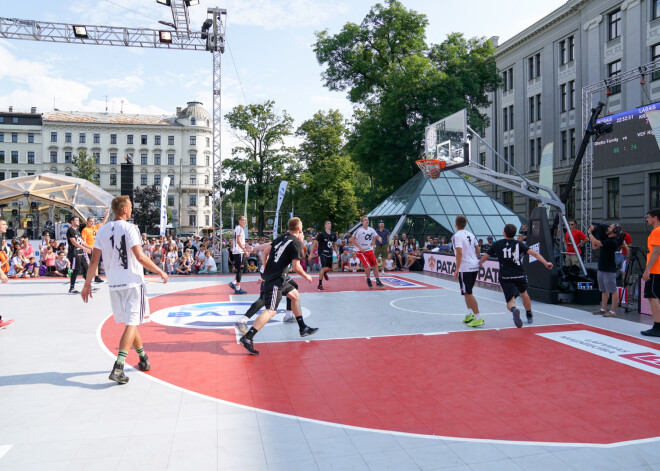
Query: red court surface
100 282 660 446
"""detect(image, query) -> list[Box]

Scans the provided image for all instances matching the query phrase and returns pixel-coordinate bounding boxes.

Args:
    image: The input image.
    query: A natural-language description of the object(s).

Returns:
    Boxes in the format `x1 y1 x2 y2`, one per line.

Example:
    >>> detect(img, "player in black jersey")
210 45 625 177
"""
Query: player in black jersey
311 220 337 291
238 217 316 355
479 224 553 328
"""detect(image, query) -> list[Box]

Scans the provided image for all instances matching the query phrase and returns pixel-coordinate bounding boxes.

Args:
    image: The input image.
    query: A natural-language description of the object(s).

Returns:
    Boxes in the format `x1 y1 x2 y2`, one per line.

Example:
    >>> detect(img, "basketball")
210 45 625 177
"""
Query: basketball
428 167 441 179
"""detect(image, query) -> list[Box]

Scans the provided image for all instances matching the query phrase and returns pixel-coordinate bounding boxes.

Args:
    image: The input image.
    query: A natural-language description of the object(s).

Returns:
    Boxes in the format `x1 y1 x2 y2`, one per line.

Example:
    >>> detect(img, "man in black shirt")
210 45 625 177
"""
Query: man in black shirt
239 217 315 355
311 220 337 291
479 223 553 328
588 223 625 317
67 215 93 294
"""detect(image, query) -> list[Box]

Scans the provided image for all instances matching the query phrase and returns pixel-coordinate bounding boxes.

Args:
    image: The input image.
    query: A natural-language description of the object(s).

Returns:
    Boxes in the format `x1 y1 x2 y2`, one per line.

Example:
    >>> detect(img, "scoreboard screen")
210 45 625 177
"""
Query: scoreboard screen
593 102 660 170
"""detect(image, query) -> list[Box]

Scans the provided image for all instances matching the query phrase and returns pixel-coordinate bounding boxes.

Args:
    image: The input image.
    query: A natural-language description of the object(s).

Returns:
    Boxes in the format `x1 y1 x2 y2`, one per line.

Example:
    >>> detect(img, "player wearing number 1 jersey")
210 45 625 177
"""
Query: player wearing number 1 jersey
312 221 337 291
451 215 482 327
479 223 553 328
81 196 168 384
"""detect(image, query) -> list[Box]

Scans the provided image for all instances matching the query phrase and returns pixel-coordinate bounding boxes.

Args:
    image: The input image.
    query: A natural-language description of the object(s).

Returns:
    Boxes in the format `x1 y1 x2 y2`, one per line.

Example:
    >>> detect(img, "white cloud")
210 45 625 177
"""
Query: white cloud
89 75 146 92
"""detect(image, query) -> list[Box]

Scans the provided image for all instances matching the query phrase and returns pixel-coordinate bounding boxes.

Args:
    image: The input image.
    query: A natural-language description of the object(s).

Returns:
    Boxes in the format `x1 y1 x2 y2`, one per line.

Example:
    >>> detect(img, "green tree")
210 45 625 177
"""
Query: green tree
132 184 160 234
314 0 500 197
295 110 361 232
223 100 297 236
72 149 99 185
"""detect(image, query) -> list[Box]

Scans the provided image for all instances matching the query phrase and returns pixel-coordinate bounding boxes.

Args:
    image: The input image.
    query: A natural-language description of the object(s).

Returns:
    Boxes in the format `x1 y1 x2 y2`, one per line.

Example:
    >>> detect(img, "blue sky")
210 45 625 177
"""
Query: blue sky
0 0 566 157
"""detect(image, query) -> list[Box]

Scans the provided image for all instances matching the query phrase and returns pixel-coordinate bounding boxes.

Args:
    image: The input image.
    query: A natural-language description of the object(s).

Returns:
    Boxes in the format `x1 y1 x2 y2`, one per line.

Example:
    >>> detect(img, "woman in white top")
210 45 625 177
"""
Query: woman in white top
198 250 217 274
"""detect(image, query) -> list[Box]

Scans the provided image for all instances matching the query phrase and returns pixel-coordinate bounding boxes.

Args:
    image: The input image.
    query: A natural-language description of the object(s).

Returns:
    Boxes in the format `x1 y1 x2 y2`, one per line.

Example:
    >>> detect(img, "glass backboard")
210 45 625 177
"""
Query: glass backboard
424 109 469 170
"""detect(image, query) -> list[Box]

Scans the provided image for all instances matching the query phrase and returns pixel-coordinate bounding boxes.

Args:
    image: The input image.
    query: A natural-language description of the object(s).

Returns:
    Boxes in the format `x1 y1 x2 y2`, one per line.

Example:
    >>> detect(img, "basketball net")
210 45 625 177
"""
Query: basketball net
416 159 446 179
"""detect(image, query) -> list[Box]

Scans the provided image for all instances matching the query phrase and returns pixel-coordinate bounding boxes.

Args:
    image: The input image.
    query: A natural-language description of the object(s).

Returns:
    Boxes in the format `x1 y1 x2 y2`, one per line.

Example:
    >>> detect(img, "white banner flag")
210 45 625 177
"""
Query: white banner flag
159 177 170 237
273 180 288 239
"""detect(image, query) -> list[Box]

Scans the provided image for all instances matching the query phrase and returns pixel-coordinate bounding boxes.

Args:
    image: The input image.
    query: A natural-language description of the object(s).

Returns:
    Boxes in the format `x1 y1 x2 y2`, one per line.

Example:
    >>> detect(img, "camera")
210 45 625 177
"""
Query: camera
590 222 626 247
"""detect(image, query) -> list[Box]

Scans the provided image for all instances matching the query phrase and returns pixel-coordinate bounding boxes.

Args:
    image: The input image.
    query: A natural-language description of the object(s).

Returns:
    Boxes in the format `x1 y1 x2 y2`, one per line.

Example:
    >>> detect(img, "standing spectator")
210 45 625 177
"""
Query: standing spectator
616 231 632 274
641 208 660 337
165 244 178 275
519 224 528 241
81 210 109 283
151 243 165 271
588 223 625 317
43 246 57 276
229 216 251 294
67 215 93 294
565 220 588 267
374 221 390 261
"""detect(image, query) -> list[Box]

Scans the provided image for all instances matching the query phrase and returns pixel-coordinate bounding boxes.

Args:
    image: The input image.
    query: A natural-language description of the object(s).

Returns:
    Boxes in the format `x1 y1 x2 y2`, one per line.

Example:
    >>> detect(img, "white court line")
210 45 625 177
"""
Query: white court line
0 445 12 460
94 312 660 448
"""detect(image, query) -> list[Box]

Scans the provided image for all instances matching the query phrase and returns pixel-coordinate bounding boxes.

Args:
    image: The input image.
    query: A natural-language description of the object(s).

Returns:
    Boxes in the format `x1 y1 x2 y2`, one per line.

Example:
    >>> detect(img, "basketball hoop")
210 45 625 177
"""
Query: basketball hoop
416 159 446 179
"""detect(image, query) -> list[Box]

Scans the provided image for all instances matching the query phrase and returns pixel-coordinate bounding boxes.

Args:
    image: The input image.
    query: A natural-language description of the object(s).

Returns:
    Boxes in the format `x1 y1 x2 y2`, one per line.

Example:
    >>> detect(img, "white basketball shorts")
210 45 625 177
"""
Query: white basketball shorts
109 284 150 326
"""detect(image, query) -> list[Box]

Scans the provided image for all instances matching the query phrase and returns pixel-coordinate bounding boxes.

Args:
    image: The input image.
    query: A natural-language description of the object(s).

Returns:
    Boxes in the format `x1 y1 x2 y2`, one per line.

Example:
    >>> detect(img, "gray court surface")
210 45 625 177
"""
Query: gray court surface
1 273 659 471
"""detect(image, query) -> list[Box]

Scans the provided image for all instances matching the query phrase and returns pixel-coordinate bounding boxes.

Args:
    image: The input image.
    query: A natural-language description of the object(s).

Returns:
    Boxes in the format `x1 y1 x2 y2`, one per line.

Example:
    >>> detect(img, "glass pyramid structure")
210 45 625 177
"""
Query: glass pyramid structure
368 171 521 242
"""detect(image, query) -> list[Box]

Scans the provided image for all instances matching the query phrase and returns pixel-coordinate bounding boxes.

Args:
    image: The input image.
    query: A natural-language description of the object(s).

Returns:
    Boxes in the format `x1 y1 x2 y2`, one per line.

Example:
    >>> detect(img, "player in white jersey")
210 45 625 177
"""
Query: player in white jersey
350 216 384 289
451 215 483 327
81 196 168 384
229 215 252 294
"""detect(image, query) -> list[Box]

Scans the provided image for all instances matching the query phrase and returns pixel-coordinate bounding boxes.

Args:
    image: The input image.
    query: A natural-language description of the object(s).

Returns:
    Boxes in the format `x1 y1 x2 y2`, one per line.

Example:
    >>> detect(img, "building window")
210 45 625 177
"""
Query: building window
206 137 210 147
168 136 175 146
608 9 622 41
189 214 196 226
27 152 35 164
503 107 508 131
502 67 513 91
0 172 4 181
560 39 567 65
535 94 542 121
508 106 514 130
529 97 535 123
190 136 196 146
94 133 100 144
206 155 210 166
568 36 575 62
570 128 576 159
536 138 542 164
561 131 568 160
93 152 100 165
51 132 57 142
0 151 3 163
141 153 148 165
127 134 133 145
141 135 147 145
508 145 514 169
168 174 175 185
141 173 147 185
568 80 576 110
155 135 161 145
94 173 100 183
205 195 210 206
28 133 34 143
79 133 86 143
560 83 567 112
190 195 197 206
167 195 174 206
528 53 541 79
64 132 71 143
529 139 536 167
110 174 117 186
190 154 196 165
168 154 175 165
479 152 486 167
154 174 161 186
50 151 57 163
110 134 117 144
11 132 17 143
0 133 4 142
191 117 196 125
608 60 622 94
65 152 72 163
110 153 117 164
11 172 18 178
204 174 209 185
607 177 619 218
652 44 660 81
190 173 197 185
11 151 18 164
654 0 660 20
651 173 660 209
205 215 210 226
154 154 161 165
502 191 514 210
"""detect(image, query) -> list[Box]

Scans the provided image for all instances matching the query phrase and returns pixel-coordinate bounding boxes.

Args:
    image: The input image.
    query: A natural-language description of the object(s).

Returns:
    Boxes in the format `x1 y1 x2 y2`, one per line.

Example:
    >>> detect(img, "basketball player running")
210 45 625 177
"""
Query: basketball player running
312 220 337 291
451 215 482 327
81 196 168 384
0 217 13 329
350 216 384 289
478 223 553 328
238 217 316 355
229 216 252 294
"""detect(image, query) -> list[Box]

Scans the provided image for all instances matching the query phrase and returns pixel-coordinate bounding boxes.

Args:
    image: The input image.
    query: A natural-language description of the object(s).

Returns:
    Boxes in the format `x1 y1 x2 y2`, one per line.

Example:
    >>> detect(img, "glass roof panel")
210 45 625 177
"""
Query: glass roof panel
420 196 443 214
449 178 471 196
409 199 426 214
457 197 481 215
472 197 497 215
438 196 461 214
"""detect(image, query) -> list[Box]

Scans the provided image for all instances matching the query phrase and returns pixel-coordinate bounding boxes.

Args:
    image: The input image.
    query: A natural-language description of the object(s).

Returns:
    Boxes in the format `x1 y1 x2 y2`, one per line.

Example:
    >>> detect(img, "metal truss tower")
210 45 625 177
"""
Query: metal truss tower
581 58 660 261
0 1 227 243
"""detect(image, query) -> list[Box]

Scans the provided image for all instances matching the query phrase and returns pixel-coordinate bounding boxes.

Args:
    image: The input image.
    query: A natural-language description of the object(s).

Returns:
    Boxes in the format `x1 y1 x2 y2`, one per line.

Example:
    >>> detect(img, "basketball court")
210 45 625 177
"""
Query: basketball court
1 272 659 470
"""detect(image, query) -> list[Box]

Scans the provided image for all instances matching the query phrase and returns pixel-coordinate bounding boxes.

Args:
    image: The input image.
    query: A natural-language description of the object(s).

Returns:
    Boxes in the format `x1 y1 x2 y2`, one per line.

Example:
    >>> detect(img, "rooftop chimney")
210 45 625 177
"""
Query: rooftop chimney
8 106 12 112
488 36 499 47
31 107 37 114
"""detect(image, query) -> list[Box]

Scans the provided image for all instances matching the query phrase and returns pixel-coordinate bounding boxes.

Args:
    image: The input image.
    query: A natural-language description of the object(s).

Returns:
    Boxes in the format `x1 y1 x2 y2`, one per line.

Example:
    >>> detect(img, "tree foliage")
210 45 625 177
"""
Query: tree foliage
314 0 500 198
72 149 99 185
133 184 160 234
223 101 297 235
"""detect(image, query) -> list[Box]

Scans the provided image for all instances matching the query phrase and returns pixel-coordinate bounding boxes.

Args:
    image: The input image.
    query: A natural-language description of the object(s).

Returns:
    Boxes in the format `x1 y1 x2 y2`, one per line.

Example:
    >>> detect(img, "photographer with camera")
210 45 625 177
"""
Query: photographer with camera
588 223 627 317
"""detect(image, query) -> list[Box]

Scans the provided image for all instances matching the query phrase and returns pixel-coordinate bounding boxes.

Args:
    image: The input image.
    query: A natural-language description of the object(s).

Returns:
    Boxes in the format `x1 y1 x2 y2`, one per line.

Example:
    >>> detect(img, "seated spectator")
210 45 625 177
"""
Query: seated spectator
393 248 403 270
246 259 258 273
1 237 10 257
198 250 217 274
349 252 362 272
0 245 8 275
483 236 494 251
384 252 395 271
151 243 165 271
194 245 208 273
165 245 178 275
21 238 34 260
176 249 193 274
8 248 26 278
403 248 423 271
24 256 39 278
54 251 70 277
340 249 351 271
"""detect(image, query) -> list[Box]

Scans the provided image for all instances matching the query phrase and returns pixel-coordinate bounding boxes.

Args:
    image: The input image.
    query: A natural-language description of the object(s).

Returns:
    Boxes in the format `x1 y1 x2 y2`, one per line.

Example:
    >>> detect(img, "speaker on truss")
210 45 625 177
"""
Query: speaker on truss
120 160 134 204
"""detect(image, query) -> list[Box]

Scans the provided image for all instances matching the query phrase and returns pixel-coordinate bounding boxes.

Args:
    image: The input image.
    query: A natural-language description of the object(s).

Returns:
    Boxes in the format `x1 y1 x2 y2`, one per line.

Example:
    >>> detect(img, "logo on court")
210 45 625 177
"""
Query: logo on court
379 277 425 288
150 302 311 329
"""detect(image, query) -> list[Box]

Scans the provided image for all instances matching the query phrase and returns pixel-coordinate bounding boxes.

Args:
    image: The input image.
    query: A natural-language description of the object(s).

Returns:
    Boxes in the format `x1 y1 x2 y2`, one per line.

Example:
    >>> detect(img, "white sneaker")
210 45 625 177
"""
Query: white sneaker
282 313 296 323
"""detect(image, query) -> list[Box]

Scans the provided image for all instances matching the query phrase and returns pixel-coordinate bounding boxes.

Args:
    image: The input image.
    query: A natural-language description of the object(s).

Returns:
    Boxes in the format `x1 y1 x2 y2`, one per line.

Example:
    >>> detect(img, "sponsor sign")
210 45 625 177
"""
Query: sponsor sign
538 330 660 376
378 276 425 288
423 253 501 285
150 301 311 330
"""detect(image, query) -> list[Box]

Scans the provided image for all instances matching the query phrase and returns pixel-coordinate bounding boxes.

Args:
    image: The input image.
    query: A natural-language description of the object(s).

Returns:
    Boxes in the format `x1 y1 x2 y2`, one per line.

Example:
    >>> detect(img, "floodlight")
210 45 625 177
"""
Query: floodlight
72 25 88 38
185 0 200 5
159 31 173 43
201 18 213 39
156 0 171 5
